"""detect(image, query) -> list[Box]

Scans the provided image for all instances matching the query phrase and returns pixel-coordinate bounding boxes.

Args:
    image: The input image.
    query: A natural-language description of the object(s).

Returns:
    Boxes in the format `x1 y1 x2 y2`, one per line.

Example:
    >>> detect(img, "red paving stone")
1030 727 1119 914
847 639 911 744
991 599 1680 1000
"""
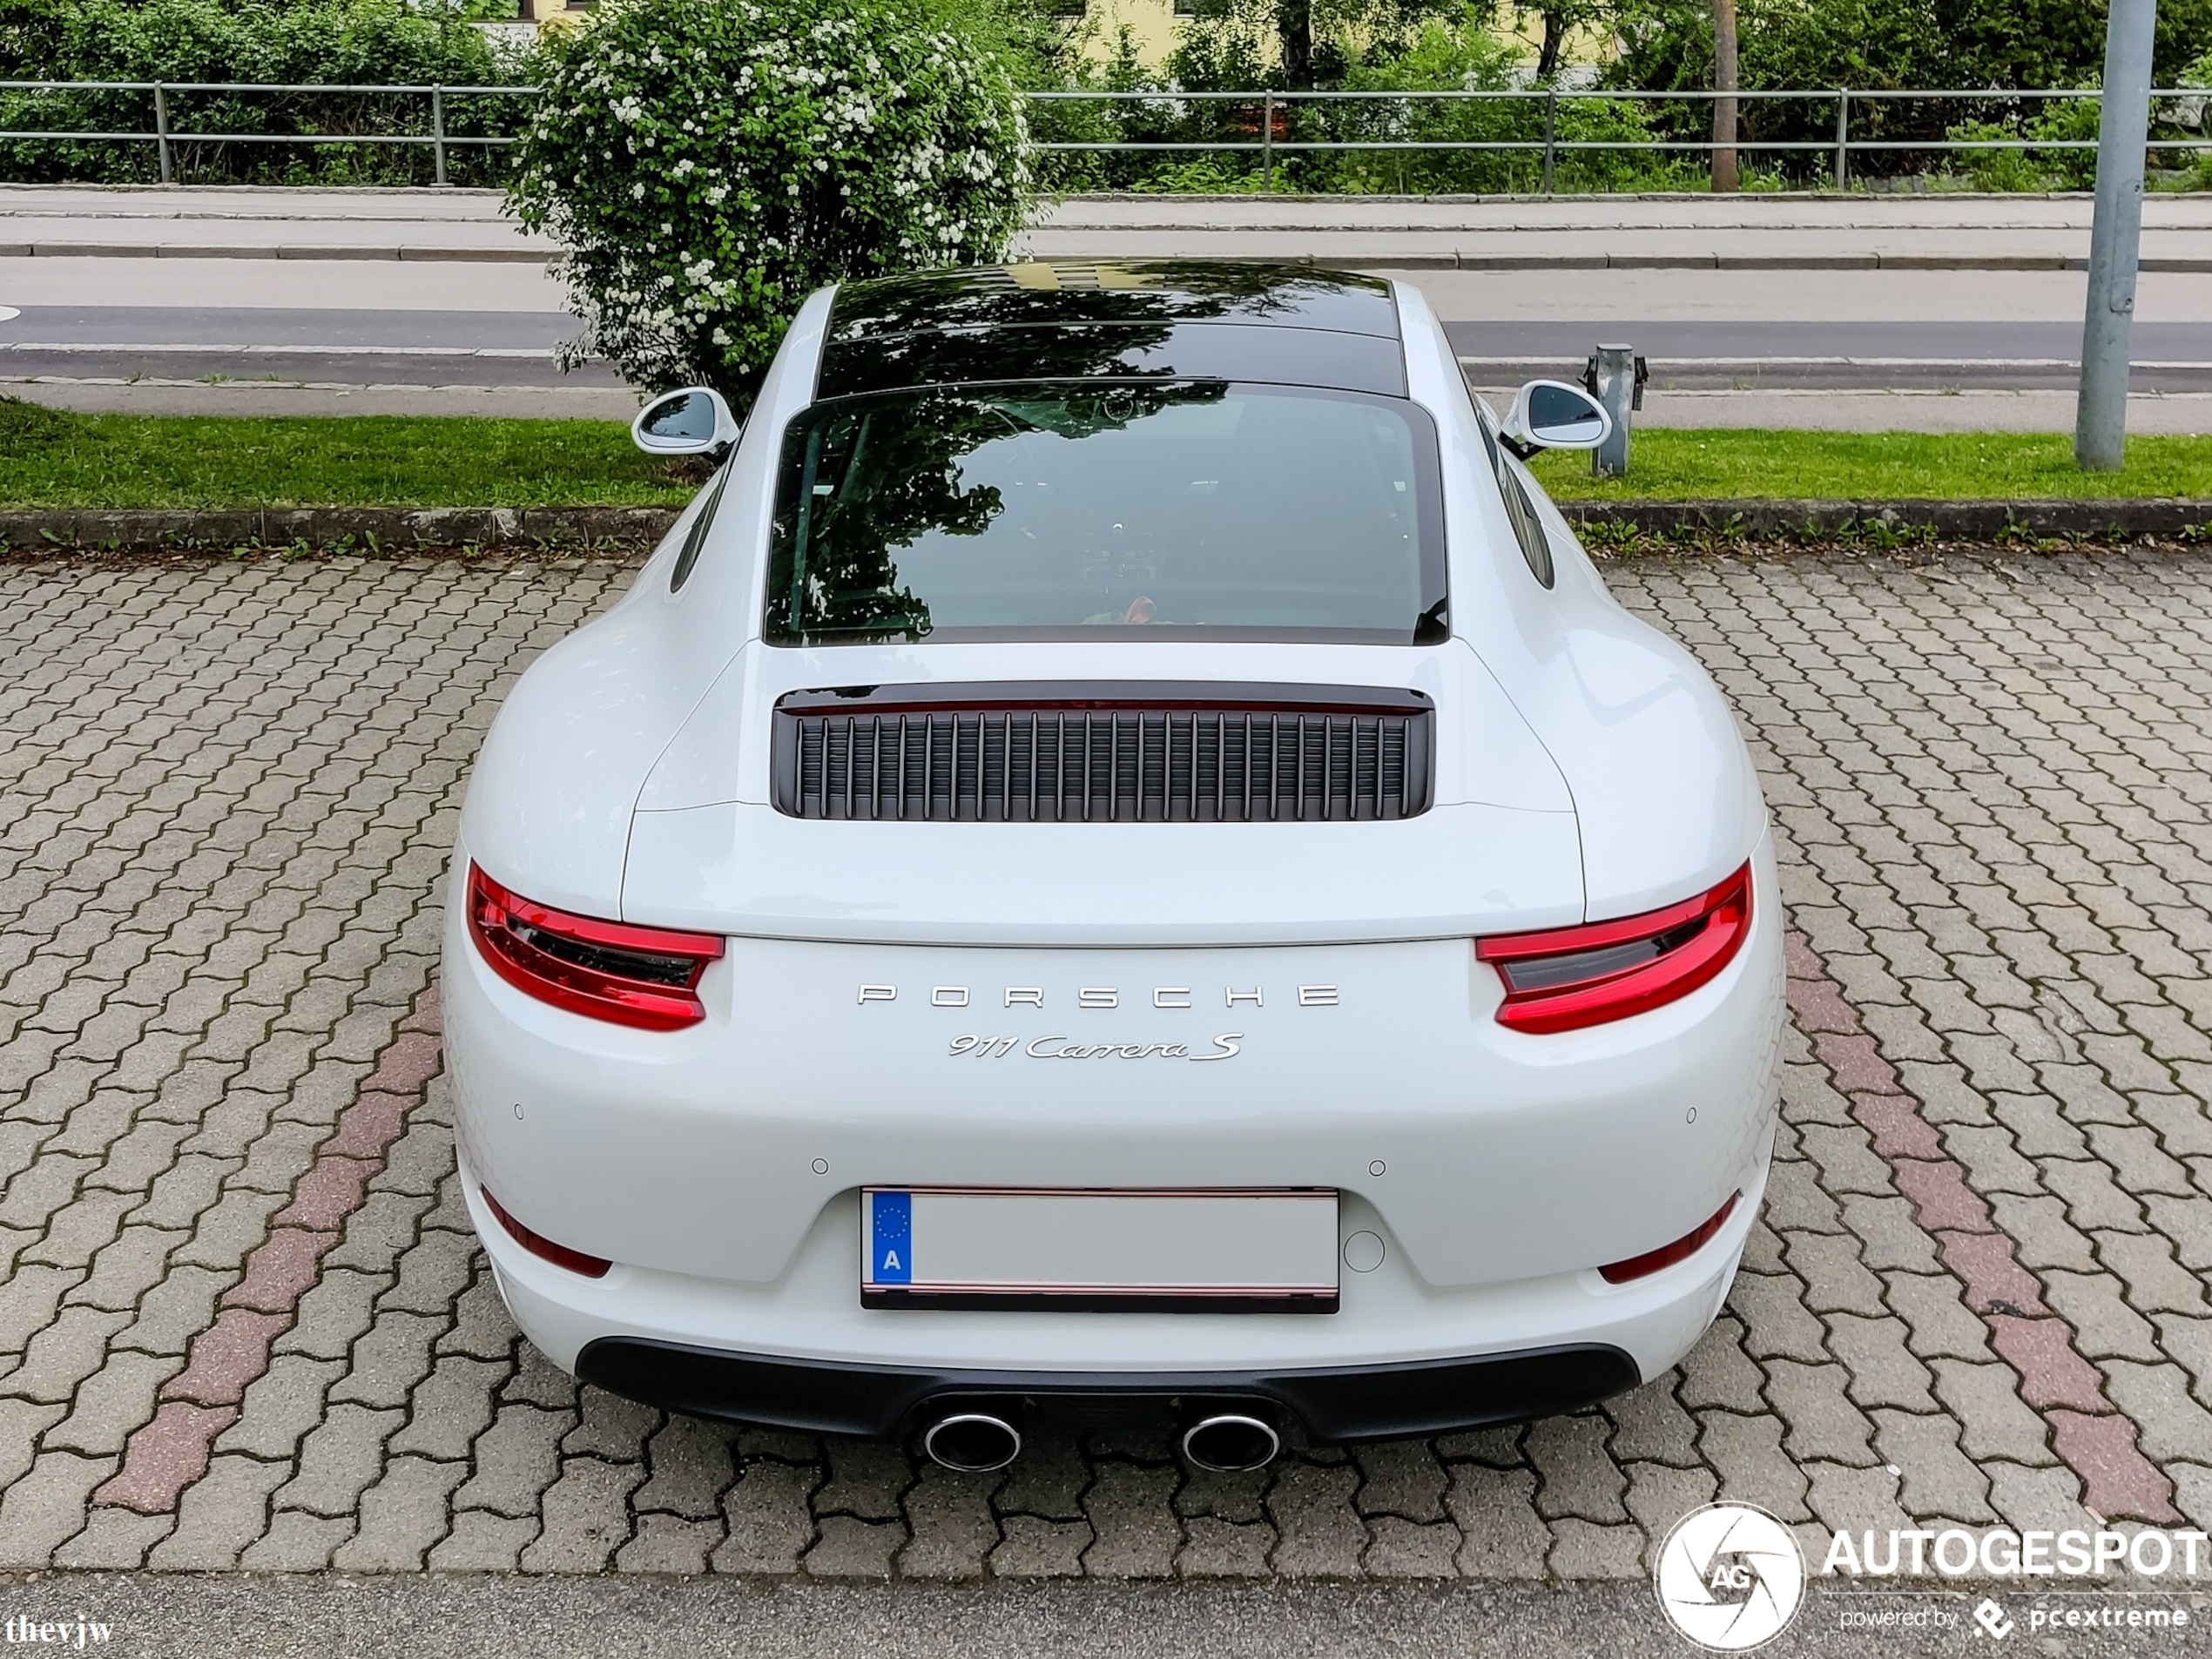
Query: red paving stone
2049 1411 2182 1524
320 1090 412 1161
1807 1029 1906 1096
162 1308 290 1408
1892 1158 1995 1233
1937 1231 2051 1318
221 1227 338 1316
1989 1315 2110 1413
273 1156 375 1231
91 1403 238 1514
1850 1094 1946 1162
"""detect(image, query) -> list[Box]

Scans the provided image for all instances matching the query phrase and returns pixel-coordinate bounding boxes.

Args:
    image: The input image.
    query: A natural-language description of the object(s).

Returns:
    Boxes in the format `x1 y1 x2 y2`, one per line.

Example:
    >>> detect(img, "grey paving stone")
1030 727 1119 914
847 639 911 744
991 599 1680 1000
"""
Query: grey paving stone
520 1456 645 1573
1444 1466 1548 1577
1074 1461 1182 1578
335 1454 468 1571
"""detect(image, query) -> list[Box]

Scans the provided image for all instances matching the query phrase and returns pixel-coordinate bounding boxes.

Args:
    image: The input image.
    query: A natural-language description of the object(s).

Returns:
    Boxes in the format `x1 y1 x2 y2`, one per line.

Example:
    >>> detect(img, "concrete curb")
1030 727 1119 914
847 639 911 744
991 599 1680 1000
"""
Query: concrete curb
0 504 677 551
1560 496 2212 538
6 498 2210 553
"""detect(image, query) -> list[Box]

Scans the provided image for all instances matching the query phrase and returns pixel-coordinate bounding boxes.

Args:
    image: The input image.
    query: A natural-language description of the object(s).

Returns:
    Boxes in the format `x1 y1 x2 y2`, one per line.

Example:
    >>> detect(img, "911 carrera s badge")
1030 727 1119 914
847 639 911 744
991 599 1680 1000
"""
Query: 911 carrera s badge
948 1033 1244 1062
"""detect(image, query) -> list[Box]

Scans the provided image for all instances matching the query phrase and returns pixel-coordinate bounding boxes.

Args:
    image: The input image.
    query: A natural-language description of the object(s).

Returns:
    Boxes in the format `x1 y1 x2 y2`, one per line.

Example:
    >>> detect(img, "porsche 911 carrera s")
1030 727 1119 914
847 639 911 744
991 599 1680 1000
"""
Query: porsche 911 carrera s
443 261 1784 1474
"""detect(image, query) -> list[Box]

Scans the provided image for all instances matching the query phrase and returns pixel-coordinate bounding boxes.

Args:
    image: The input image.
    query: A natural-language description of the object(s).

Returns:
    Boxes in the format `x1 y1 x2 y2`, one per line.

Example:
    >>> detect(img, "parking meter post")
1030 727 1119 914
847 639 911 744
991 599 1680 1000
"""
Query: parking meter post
1592 343 1635 478
2077 0 2158 471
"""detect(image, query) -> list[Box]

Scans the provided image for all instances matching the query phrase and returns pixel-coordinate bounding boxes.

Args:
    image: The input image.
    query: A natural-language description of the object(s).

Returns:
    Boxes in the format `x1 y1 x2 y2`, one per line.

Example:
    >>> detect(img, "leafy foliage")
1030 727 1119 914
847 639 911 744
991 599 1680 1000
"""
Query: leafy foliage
0 0 522 187
508 0 1030 406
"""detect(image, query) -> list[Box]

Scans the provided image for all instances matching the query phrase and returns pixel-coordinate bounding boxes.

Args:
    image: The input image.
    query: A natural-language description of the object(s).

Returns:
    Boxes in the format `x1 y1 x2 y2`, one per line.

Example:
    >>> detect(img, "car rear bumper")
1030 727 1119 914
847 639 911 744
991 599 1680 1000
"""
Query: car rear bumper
572 1335 1640 1441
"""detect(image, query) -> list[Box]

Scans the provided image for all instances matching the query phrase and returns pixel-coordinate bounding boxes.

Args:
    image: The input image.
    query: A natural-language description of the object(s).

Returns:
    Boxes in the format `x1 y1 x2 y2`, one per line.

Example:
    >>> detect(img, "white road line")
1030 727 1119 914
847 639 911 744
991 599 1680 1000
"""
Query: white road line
0 341 562 357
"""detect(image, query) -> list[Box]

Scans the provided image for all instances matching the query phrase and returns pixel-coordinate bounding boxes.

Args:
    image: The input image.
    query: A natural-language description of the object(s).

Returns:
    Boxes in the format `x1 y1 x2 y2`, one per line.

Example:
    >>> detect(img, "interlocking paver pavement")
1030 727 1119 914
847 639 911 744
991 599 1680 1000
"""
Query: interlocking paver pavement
5 547 2212 1575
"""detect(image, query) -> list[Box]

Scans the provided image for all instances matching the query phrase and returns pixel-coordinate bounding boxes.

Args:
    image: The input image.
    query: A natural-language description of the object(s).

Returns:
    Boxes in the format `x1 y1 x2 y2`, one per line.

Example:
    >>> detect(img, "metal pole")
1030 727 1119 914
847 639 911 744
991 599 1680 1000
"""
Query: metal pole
154 83 172 185
1261 91 1274 193
2077 0 2159 471
1592 343 1635 478
1541 90 1557 194
1834 90 1849 190
432 87 447 187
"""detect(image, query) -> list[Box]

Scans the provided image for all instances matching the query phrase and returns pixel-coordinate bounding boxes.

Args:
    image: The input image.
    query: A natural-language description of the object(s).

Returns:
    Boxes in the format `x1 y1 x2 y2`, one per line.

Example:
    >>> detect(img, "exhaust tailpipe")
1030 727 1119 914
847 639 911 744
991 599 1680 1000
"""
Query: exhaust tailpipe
923 1412 1022 1473
1182 1413 1280 1472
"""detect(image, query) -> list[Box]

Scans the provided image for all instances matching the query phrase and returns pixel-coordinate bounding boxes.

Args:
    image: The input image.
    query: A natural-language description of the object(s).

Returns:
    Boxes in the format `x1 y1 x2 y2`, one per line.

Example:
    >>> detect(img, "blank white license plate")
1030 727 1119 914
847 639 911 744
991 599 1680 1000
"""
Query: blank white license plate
862 1188 1340 1312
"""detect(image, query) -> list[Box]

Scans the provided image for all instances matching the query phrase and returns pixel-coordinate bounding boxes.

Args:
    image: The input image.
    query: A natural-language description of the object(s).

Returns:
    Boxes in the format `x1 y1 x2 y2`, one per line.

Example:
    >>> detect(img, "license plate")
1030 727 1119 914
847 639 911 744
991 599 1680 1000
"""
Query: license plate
862 1187 1340 1312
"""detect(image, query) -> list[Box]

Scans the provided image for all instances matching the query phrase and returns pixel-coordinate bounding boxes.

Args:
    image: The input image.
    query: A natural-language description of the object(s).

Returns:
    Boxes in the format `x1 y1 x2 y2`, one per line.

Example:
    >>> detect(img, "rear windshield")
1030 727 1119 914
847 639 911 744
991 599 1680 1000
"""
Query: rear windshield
762 382 1447 646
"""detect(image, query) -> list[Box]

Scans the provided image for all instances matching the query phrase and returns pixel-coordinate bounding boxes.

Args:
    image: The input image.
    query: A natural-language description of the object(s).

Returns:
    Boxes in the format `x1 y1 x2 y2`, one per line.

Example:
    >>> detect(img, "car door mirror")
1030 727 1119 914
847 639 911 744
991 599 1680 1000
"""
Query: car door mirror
632 387 741 459
1501 380 1611 452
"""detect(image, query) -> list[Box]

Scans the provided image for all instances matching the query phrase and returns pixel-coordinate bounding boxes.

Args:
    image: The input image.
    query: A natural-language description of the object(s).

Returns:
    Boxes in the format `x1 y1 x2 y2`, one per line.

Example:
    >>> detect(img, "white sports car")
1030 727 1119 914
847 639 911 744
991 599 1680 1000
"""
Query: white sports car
445 262 1784 1474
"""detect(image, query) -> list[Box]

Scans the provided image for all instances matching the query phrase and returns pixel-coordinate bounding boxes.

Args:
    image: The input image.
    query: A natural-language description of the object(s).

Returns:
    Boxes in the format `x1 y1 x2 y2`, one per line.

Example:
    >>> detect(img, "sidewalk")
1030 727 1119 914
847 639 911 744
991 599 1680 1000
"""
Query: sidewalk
5 185 2210 270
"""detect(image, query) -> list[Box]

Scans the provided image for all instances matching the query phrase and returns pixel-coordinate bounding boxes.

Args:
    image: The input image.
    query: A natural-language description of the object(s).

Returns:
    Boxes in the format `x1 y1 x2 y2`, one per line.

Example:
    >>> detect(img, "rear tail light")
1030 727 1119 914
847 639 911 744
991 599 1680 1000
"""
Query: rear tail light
1476 862 1753 1035
1600 1192 1740 1284
480 1185 612 1278
466 863 723 1031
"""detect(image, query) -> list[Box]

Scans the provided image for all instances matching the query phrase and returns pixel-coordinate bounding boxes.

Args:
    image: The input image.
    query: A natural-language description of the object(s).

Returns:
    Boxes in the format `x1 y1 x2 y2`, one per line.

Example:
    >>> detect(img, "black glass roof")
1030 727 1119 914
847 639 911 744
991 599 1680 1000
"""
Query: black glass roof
816 261 1405 399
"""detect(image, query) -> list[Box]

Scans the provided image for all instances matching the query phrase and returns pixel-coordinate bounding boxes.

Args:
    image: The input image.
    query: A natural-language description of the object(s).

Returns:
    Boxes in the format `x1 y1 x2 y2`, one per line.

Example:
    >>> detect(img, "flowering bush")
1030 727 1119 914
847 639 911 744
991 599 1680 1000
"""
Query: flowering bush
509 0 1031 407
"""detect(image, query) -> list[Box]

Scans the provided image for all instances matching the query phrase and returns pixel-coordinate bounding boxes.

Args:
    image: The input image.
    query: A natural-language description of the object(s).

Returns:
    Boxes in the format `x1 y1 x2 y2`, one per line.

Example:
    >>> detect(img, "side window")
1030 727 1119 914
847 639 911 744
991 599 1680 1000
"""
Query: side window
1498 462 1554 589
670 464 732 593
1471 396 1553 589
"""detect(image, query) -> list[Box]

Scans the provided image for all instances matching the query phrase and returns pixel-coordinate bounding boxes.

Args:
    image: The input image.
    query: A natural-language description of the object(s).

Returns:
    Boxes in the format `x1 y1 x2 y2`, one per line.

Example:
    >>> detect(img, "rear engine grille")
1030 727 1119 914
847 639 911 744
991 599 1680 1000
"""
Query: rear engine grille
772 684 1432 823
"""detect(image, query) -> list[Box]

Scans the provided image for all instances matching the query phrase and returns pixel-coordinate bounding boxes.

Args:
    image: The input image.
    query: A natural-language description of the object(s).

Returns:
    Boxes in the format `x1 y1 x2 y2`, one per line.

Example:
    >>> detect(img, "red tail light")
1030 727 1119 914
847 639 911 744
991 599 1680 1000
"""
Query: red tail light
1476 863 1752 1035
1600 1192 1740 1284
480 1184 612 1278
466 863 723 1031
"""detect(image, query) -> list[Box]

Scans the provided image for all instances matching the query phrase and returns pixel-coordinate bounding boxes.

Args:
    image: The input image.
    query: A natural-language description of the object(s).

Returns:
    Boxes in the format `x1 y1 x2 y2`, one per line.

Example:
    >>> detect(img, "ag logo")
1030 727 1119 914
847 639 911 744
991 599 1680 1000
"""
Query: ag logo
1653 1502 1805 1651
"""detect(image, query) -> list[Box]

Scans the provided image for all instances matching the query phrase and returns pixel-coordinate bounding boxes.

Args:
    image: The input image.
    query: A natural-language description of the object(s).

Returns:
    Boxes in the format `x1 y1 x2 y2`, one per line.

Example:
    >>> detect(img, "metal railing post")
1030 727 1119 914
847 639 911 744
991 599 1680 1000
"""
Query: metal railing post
432 86 447 186
1541 89 1558 193
153 82 172 184
1833 89 1849 189
1261 91 1274 192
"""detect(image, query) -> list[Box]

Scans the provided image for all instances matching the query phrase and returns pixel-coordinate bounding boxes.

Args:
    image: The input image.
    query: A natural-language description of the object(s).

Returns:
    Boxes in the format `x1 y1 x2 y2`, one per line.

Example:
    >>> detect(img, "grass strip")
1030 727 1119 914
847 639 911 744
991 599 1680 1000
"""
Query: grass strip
5 404 2212 509
1530 430 2212 502
0 401 691 509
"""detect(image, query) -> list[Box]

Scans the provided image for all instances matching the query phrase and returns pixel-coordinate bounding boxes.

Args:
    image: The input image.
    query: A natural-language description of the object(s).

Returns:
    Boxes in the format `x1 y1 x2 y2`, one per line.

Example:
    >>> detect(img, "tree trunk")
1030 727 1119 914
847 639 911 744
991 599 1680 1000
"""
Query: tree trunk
1711 0 1739 192
1539 12 1566 83
1278 0 1314 92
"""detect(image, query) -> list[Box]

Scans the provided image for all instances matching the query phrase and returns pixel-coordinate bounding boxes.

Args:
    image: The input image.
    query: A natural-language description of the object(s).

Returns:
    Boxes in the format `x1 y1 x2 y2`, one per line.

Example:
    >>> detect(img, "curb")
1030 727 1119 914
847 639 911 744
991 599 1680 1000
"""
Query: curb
0 505 678 551
4 499 2209 554
1558 497 2212 538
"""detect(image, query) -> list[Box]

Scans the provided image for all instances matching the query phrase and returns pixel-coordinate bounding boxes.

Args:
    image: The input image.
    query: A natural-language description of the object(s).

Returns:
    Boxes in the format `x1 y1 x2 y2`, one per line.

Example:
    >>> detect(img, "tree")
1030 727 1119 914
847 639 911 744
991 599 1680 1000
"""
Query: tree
1710 0 1736 190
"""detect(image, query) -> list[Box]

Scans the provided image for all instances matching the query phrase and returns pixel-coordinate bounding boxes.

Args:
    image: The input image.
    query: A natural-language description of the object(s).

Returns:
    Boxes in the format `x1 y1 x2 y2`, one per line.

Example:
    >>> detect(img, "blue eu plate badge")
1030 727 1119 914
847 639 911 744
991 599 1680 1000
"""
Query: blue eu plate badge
869 1190 913 1285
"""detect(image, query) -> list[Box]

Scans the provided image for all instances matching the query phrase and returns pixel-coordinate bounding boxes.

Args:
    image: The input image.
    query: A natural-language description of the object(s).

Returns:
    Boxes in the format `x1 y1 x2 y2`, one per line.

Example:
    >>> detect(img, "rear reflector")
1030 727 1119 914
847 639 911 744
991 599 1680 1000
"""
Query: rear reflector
467 863 723 1031
1475 862 1753 1034
1600 1192 1741 1284
480 1185 612 1278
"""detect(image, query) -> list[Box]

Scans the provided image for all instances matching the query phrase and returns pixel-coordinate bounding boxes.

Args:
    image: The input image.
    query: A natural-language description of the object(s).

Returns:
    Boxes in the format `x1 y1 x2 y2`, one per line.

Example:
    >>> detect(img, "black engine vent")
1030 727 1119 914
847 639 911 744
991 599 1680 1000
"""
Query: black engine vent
772 683 1433 823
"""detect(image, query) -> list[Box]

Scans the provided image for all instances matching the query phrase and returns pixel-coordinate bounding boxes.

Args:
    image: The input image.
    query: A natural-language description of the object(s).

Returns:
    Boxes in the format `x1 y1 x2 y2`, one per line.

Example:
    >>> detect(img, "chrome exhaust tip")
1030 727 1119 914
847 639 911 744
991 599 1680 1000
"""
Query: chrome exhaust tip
1182 1413 1281 1473
923 1412 1022 1473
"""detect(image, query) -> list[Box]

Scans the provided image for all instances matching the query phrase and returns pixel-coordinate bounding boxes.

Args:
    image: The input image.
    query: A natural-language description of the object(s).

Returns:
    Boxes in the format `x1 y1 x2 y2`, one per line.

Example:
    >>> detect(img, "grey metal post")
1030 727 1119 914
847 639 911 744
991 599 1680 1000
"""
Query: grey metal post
1833 90 1849 189
2077 0 2159 471
1592 343 1635 478
1541 90 1558 194
1261 92 1274 193
153 83 172 185
432 87 447 187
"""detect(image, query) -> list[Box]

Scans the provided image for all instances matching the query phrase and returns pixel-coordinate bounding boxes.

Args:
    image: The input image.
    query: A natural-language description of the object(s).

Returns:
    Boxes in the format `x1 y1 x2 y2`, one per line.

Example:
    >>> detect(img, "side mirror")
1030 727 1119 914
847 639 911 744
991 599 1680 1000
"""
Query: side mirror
632 387 741 459
1501 380 1612 452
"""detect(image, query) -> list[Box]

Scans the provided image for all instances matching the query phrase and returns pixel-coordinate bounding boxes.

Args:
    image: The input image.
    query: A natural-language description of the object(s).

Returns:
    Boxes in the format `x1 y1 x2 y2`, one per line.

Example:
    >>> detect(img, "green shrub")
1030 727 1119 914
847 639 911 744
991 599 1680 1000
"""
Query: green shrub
508 0 1030 407
1947 92 2100 192
0 0 518 187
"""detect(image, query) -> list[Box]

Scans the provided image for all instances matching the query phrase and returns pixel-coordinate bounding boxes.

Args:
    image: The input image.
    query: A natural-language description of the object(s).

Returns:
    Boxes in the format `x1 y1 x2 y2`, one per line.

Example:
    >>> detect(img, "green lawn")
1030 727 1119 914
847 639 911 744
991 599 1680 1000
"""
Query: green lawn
1530 429 2212 502
6 402 2212 510
0 401 690 510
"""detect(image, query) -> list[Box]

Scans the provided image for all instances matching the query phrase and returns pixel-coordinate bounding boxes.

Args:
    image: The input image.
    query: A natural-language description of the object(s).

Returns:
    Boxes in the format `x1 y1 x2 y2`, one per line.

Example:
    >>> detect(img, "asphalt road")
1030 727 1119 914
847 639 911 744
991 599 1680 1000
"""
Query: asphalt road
0 1576 2195 1659
8 304 2212 394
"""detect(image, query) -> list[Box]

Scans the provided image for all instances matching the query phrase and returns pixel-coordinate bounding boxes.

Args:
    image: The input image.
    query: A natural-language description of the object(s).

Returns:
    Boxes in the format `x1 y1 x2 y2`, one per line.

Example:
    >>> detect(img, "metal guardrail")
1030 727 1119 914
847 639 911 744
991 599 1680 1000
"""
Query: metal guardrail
0 81 534 187
2 79 2208 192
